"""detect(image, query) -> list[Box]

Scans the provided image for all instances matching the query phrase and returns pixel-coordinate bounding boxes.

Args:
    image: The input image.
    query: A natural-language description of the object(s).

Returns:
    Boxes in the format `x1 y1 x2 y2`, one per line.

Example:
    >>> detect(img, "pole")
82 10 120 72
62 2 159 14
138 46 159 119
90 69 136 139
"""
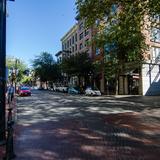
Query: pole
0 0 6 143
14 59 17 93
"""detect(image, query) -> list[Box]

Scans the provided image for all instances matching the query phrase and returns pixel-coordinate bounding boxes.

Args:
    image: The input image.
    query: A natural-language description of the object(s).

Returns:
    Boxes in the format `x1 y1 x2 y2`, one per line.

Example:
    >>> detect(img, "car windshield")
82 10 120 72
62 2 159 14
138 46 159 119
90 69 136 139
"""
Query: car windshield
93 87 99 90
86 87 98 90
21 87 30 90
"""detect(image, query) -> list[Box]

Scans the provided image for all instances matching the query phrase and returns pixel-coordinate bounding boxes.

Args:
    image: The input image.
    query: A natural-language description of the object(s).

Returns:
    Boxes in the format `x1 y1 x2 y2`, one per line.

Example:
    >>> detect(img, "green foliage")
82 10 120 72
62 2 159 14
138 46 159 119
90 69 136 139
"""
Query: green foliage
77 0 148 61
21 76 32 84
76 0 160 81
32 52 61 82
6 56 27 82
61 52 94 78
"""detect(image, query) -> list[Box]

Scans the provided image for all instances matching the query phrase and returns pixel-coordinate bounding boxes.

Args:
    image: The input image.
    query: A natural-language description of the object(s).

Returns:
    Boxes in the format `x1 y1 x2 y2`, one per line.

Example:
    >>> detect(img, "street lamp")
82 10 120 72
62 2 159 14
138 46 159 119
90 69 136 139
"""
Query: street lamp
14 58 19 93
0 0 15 143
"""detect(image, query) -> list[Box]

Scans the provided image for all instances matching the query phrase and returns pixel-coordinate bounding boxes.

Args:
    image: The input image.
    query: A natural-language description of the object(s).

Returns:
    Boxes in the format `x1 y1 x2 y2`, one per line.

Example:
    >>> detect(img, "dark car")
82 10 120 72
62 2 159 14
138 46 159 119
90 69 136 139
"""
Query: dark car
18 87 31 96
68 87 79 94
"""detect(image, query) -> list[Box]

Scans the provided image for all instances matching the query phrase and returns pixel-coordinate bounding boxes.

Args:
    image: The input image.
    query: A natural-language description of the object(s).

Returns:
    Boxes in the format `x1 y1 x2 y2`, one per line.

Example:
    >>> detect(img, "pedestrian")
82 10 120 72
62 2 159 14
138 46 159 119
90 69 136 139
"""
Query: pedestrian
7 84 14 104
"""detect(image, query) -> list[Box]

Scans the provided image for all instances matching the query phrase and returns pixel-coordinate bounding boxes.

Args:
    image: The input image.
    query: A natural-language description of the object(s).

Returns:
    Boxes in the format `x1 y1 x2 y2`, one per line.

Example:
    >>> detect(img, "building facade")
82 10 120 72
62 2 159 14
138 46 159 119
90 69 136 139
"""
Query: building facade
141 15 160 95
56 14 160 95
57 20 94 87
117 15 160 95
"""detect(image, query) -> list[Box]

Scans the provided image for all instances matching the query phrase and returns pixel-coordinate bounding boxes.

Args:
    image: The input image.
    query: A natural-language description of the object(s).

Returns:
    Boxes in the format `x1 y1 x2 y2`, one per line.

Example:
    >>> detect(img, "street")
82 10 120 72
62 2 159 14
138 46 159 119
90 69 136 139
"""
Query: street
14 90 160 160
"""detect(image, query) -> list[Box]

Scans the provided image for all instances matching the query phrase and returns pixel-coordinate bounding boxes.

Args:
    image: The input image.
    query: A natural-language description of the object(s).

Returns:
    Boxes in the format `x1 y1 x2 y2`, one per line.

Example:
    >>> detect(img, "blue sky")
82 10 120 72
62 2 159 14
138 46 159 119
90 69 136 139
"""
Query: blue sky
6 0 76 66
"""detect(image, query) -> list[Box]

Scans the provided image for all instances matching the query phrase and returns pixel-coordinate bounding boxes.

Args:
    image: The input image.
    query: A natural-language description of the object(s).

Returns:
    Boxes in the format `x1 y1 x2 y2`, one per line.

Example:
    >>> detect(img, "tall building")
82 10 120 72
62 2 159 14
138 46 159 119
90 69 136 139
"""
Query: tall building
106 14 160 95
56 13 160 95
57 20 94 87
61 24 78 56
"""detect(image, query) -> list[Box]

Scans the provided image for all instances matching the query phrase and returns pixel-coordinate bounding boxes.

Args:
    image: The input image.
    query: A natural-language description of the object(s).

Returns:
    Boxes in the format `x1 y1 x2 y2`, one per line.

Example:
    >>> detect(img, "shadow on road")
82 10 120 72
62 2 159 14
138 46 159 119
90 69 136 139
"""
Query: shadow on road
14 90 160 160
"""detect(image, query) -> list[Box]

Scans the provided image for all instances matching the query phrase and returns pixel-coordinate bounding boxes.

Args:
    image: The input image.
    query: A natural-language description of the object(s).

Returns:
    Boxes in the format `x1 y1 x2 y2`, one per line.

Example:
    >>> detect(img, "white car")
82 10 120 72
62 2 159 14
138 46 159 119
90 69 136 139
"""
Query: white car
59 86 68 93
85 87 101 96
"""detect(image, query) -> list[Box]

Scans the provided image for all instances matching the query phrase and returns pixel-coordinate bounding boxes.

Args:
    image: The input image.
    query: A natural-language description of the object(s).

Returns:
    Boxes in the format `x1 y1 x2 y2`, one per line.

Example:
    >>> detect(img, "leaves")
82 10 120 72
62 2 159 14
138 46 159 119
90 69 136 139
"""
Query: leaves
76 0 159 80
61 52 94 77
6 56 27 82
32 52 61 82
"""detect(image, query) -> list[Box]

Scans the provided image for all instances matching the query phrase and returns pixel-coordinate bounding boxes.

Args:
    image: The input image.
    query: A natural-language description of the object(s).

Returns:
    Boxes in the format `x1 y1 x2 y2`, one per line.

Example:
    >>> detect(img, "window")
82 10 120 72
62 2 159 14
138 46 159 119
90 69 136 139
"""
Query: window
72 36 74 44
65 43 67 50
69 39 72 46
75 44 77 51
75 33 77 42
151 47 160 60
111 4 117 13
151 14 160 23
95 20 100 26
62 43 65 50
151 28 160 43
85 30 89 36
79 32 83 40
79 43 83 50
59 57 62 63
72 46 74 52
96 48 100 55
67 41 69 48
79 22 83 30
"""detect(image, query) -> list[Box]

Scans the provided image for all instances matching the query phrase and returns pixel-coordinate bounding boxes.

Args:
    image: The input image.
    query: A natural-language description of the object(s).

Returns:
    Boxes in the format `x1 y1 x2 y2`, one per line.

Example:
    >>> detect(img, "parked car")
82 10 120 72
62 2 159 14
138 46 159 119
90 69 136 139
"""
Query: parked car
58 86 68 93
68 87 79 94
85 87 101 96
18 86 31 96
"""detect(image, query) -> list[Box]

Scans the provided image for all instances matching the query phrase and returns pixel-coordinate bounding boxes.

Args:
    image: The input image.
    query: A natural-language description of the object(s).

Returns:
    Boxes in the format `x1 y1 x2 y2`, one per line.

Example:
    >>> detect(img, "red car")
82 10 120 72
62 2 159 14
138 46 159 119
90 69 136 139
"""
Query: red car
18 87 31 96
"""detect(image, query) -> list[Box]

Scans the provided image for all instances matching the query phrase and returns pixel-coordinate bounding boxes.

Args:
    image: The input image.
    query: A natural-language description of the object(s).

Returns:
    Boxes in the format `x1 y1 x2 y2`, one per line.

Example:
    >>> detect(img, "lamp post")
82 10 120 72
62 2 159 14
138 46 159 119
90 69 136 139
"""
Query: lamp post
14 58 19 93
0 0 7 143
0 0 14 143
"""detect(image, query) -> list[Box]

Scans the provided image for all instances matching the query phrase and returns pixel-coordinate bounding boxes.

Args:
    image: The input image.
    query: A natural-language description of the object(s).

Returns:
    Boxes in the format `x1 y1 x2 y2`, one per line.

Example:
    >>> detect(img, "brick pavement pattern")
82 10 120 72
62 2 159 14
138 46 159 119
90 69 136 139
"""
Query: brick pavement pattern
0 96 17 160
11 91 160 160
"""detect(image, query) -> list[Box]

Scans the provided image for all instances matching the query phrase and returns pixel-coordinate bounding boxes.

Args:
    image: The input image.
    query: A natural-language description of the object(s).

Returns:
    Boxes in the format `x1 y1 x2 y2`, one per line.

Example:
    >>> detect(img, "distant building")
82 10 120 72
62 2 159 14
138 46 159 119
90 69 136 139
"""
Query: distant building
61 24 78 56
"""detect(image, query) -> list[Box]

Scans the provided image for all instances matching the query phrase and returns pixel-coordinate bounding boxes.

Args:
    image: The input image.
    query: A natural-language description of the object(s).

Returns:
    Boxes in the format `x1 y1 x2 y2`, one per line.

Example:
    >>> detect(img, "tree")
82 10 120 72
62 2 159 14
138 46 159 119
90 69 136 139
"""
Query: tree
76 0 160 94
6 56 27 83
61 52 94 87
32 52 61 87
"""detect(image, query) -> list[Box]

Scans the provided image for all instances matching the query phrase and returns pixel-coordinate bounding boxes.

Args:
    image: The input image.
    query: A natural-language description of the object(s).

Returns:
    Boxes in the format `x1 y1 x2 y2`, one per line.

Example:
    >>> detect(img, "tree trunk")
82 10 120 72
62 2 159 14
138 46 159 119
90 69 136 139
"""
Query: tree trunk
115 78 119 95
78 76 81 86
46 81 48 90
106 80 109 95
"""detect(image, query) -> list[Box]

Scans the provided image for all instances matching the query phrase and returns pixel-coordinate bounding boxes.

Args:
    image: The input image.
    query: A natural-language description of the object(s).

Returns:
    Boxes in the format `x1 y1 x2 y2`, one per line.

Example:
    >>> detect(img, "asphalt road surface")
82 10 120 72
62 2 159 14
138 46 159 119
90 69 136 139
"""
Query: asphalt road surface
14 89 160 160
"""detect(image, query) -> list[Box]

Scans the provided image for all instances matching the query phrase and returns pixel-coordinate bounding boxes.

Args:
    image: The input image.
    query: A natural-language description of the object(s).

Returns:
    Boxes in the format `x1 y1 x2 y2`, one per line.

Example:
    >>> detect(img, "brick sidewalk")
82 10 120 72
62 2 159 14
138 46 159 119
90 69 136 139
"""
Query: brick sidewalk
0 96 17 160
4 93 160 160
14 112 160 160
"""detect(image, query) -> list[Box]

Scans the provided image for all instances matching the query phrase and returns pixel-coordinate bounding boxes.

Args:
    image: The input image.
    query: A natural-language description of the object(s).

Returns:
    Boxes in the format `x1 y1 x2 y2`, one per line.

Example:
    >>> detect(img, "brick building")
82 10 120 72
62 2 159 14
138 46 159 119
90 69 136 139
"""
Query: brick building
56 14 160 95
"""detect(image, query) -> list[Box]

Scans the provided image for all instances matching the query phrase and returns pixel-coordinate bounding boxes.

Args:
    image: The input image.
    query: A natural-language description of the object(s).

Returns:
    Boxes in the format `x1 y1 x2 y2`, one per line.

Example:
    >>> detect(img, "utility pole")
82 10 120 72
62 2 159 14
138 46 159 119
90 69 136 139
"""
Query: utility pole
0 0 6 143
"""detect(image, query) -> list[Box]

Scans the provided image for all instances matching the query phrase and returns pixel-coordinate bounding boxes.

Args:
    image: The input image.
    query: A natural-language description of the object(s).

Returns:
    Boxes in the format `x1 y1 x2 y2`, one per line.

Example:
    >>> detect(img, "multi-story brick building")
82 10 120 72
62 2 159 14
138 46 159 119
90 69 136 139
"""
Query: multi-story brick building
56 14 160 95
56 19 94 87
108 15 160 95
